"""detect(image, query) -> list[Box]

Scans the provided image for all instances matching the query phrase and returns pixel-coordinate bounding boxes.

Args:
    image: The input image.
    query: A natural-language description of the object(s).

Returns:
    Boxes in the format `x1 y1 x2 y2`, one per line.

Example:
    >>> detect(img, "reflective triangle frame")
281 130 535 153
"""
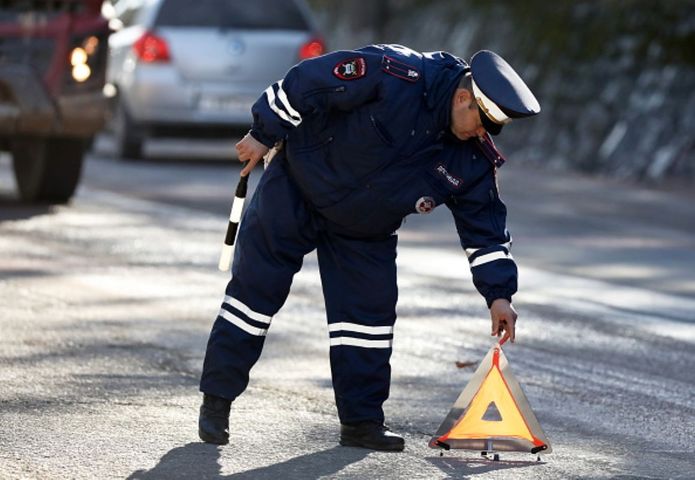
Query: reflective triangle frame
429 343 552 455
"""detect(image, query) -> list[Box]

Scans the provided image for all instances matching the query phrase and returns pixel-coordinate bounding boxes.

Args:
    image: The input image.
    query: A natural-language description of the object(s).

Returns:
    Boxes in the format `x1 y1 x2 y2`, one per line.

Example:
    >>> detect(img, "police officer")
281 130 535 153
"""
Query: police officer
198 45 540 451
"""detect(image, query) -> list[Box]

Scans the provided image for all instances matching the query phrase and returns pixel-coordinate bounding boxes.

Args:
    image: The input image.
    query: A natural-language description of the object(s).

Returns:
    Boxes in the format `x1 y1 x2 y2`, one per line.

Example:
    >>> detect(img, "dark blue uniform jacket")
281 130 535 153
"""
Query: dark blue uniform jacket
249 44 517 307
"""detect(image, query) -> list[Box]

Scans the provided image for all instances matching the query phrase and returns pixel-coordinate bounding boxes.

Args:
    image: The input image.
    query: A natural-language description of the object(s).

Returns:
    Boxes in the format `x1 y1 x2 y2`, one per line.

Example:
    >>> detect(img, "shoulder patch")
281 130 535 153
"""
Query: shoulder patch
435 163 463 189
382 55 420 82
333 57 367 80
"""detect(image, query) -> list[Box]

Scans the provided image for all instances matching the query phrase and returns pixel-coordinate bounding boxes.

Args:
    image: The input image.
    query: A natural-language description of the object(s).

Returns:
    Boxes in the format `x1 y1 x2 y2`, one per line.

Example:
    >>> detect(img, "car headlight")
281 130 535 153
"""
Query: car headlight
66 34 106 87
72 63 92 82
70 47 88 67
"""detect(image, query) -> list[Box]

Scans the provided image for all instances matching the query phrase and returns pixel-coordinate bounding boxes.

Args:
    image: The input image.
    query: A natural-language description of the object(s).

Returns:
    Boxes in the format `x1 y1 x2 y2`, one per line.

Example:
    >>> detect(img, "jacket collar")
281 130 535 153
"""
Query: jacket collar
422 51 469 131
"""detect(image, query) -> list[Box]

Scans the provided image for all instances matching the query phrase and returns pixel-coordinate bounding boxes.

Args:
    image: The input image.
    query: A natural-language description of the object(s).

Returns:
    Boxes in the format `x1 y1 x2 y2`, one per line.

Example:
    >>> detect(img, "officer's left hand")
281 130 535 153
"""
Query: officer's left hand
236 133 269 176
490 299 517 344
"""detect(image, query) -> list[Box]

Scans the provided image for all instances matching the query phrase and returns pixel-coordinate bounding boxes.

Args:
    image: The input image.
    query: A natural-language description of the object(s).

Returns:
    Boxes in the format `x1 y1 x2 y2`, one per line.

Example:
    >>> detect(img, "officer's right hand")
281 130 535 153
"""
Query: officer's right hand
490 298 517 344
236 133 269 177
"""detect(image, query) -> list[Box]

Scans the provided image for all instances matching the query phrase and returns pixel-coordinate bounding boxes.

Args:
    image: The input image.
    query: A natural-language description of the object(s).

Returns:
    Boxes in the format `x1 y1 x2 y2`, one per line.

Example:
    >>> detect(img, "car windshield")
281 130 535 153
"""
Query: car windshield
155 0 309 30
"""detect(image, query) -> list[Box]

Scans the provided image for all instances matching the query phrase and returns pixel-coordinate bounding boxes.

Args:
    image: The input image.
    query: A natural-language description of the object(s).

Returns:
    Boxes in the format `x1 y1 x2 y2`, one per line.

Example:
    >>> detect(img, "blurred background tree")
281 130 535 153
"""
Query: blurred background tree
307 0 695 185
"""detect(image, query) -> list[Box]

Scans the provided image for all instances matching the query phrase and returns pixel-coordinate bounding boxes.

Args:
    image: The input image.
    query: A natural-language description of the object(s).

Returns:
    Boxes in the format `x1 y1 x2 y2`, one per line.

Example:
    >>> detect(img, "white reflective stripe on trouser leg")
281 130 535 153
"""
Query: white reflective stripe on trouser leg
470 251 514 268
223 295 272 324
329 337 393 349
218 308 268 336
265 84 301 127
328 322 394 335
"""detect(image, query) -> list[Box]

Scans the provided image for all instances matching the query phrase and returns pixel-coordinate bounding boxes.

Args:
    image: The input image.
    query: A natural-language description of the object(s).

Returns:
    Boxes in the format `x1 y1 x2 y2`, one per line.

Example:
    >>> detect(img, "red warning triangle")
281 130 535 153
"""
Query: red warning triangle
429 343 552 455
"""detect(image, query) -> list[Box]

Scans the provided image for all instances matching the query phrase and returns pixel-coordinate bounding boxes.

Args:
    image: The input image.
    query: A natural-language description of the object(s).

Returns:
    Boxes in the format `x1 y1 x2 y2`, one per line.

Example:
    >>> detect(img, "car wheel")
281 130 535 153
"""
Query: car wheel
11 136 85 204
113 97 144 160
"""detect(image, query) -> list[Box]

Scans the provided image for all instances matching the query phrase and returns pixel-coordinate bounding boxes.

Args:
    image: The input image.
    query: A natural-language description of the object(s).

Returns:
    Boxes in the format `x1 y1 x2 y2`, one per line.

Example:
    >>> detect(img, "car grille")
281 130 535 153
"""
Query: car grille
0 37 55 75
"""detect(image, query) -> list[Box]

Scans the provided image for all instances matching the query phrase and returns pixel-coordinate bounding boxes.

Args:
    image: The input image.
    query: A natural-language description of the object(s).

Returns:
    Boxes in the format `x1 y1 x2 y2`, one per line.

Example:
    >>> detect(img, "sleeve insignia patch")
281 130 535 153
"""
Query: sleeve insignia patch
382 55 420 82
415 196 436 214
333 57 367 80
435 164 463 188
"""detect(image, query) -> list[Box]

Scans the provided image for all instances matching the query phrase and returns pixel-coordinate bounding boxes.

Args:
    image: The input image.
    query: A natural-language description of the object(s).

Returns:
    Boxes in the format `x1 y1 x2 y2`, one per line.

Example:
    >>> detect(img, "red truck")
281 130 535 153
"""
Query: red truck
0 0 110 203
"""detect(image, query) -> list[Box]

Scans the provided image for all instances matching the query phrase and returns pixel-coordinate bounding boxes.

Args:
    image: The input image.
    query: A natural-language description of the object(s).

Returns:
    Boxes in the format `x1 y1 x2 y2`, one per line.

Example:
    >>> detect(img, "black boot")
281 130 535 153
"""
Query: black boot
198 394 231 445
339 421 405 451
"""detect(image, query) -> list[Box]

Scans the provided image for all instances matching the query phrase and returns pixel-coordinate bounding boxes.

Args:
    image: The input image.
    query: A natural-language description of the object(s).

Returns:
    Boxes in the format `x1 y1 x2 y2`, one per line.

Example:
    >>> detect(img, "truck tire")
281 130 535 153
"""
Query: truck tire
11 136 85 204
113 97 143 160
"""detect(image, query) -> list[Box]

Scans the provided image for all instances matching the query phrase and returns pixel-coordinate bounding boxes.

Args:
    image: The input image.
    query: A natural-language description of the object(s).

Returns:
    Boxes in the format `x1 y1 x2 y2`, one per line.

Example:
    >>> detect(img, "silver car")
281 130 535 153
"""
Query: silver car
105 0 324 158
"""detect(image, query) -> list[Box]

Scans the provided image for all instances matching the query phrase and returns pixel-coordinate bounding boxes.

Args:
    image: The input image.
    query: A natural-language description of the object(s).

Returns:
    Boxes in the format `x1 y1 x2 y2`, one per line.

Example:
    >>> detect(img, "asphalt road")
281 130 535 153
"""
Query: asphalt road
0 137 694 479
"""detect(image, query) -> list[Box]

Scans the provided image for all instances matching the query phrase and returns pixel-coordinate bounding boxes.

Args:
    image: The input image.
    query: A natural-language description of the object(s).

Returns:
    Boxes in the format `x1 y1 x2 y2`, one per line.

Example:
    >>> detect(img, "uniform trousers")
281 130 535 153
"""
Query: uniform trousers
200 154 398 424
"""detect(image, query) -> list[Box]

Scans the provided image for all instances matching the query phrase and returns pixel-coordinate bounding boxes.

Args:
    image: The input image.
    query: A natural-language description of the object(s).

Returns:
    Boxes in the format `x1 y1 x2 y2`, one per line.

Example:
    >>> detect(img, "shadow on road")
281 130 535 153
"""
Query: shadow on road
92 133 239 165
0 195 53 222
115 154 234 166
127 443 223 479
426 455 545 479
127 443 369 479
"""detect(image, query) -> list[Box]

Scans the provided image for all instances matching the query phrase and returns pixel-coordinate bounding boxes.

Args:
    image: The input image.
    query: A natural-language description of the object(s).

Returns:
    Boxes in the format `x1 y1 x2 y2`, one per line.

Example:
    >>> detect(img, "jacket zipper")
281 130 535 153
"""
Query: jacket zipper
370 114 394 146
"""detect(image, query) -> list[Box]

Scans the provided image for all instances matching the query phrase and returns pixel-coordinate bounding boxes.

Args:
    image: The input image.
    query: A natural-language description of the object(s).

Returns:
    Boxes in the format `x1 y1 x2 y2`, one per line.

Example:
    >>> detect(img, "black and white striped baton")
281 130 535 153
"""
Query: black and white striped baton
218 145 281 271
217 161 249 271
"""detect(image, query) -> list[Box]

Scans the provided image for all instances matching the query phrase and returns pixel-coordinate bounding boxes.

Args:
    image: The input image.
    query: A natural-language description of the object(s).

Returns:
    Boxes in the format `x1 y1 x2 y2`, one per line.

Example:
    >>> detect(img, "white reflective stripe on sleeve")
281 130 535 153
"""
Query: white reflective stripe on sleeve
223 295 272 324
329 337 393 349
219 308 268 336
470 251 514 268
328 322 393 336
467 241 511 258
229 197 245 223
265 84 301 127
276 80 302 122
465 247 481 258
